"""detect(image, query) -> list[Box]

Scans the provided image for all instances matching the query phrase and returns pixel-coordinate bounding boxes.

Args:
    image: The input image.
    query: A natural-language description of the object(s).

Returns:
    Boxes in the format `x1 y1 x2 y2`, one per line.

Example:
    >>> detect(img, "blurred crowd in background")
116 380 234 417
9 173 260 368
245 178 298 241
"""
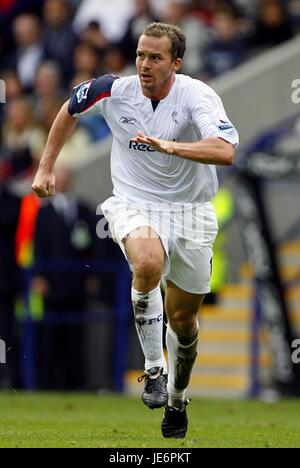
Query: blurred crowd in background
1 0 300 178
1 0 300 392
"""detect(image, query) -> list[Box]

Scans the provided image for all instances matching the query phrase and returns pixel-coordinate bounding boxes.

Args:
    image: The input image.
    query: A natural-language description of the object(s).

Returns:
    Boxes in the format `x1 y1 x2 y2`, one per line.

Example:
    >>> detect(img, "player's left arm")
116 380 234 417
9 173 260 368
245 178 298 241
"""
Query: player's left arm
131 132 235 166
133 87 238 165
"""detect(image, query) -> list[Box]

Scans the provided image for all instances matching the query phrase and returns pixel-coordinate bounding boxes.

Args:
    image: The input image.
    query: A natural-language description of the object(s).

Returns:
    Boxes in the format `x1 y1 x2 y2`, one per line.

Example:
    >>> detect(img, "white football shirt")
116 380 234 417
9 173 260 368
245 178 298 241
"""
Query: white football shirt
69 74 239 207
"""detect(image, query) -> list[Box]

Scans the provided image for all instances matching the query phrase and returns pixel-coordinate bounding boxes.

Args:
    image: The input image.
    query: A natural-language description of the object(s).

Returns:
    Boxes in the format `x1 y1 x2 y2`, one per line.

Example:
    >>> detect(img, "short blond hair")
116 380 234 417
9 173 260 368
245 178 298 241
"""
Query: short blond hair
142 22 186 60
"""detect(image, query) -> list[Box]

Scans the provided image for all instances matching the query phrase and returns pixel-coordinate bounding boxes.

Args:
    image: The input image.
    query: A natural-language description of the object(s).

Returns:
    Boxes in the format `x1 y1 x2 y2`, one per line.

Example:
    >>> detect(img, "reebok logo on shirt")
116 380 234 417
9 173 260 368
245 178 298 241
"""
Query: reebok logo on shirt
120 116 137 125
129 140 155 152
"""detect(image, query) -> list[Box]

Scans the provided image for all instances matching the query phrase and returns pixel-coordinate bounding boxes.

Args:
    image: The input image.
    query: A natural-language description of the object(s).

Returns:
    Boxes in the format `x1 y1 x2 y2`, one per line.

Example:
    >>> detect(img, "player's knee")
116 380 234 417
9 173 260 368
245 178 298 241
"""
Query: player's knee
134 254 163 283
169 310 198 338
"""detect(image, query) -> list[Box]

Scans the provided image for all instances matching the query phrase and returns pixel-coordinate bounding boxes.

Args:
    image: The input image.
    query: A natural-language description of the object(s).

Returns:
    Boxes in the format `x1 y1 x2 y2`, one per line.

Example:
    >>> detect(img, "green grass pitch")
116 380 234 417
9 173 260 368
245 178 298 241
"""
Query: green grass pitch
0 393 300 448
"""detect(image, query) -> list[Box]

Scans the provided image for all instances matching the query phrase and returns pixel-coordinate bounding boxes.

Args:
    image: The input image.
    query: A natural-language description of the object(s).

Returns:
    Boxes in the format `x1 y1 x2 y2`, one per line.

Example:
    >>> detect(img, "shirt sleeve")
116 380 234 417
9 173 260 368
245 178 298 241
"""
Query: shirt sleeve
190 89 239 148
68 74 120 117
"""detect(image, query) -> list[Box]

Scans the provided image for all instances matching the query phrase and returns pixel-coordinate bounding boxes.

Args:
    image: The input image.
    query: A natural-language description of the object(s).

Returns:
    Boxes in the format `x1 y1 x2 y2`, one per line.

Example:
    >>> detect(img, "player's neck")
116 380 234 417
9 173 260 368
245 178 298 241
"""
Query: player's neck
142 74 176 101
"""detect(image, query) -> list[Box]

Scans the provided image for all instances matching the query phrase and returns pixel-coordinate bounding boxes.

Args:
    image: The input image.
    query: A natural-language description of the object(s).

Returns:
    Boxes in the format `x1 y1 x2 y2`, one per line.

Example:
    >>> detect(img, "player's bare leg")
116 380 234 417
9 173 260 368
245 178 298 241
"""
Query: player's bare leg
124 227 168 408
162 281 204 438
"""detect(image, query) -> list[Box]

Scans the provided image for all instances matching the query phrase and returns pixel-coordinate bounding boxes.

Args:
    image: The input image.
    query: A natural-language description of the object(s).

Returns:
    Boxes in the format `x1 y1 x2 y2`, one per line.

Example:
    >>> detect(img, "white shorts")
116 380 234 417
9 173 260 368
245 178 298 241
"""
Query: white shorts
101 196 218 294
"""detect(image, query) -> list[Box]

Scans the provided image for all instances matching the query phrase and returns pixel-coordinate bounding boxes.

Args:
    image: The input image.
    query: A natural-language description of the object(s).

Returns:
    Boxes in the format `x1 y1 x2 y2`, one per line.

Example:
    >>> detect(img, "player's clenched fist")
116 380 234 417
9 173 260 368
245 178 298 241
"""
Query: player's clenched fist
32 170 56 198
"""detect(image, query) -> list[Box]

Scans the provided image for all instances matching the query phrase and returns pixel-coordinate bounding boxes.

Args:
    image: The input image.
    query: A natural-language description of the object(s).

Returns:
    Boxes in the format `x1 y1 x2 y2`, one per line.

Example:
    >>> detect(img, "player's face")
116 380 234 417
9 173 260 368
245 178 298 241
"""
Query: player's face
136 34 182 100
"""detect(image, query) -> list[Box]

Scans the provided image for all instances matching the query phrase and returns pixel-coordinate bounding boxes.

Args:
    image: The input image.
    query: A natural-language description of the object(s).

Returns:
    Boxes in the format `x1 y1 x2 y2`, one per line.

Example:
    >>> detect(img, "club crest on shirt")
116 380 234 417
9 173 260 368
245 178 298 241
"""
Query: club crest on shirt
172 111 179 124
76 80 92 103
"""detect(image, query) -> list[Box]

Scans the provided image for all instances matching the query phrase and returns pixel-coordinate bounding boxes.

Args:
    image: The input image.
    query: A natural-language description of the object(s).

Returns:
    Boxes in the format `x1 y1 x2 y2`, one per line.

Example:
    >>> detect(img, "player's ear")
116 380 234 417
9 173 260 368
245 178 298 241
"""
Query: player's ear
173 58 182 72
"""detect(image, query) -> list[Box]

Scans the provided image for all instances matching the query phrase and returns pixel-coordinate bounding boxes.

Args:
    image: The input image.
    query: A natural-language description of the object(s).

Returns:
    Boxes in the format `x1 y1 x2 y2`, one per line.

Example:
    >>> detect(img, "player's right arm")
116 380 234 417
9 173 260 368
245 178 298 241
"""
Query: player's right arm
32 74 119 198
32 100 78 198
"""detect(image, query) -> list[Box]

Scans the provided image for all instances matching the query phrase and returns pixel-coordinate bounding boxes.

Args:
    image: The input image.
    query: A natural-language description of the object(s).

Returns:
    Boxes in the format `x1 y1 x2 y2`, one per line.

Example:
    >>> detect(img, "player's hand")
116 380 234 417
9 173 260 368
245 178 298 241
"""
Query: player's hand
132 131 174 154
32 169 56 198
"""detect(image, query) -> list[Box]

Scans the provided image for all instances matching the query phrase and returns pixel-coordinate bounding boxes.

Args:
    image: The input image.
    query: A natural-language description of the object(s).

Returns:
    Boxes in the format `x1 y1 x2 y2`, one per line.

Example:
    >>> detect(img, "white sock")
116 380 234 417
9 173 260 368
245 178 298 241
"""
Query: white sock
132 284 167 372
166 323 199 408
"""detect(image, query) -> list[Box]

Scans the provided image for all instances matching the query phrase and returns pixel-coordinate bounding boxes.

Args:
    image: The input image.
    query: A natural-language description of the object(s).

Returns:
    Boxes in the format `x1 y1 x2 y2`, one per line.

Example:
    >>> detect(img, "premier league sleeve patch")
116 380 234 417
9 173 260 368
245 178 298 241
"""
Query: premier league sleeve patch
75 80 93 104
218 120 234 132
68 74 119 117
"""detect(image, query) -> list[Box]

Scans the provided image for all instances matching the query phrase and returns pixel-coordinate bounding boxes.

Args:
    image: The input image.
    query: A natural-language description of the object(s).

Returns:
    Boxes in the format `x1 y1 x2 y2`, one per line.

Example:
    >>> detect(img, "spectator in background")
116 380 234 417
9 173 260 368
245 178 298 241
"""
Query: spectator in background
0 70 24 146
150 0 180 18
42 0 78 86
32 166 98 390
162 0 211 77
202 4 247 79
0 160 22 389
121 0 159 63
71 71 93 88
1 97 46 177
33 61 67 123
288 0 300 29
38 97 92 166
188 0 254 27
103 46 136 77
251 0 294 48
185 0 215 26
73 42 104 79
80 21 108 55
0 0 44 57
71 43 110 141
73 0 134 43
1 69 24 101
9 14 43 91
235 0 260 18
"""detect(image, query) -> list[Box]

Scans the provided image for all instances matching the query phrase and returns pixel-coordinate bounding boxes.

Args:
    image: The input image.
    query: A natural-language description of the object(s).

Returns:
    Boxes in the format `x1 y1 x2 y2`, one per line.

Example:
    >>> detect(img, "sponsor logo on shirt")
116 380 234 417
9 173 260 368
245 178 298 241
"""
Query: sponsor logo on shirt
218 119 233 132
120 116 137 125
76 80 92 103
129 140 155 152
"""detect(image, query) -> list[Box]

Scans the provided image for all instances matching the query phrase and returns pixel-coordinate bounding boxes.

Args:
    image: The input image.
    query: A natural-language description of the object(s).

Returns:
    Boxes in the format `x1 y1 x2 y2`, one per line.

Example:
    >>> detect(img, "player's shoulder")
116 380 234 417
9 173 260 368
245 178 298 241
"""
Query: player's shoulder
71 73 134 100
111 74 139 97
176 74 219 98
71 74 119 104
